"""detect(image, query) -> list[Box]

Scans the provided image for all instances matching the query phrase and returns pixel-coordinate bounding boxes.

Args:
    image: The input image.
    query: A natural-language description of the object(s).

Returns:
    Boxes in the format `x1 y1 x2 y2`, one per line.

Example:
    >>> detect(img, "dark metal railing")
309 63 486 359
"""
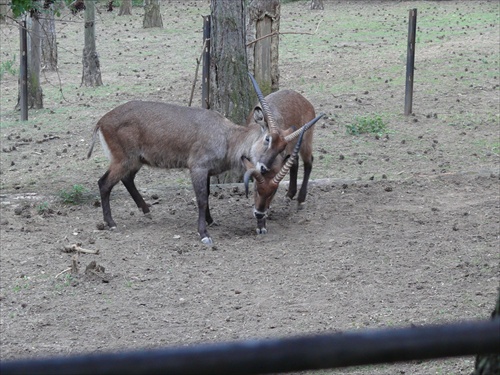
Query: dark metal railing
1 319 499 375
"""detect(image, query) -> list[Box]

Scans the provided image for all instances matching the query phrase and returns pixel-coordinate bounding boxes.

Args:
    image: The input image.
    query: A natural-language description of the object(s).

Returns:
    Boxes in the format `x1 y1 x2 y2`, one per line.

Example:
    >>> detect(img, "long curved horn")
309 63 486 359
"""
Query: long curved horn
244 169 265 198
284 113 325 142
273 127 306 185
248 72 279 134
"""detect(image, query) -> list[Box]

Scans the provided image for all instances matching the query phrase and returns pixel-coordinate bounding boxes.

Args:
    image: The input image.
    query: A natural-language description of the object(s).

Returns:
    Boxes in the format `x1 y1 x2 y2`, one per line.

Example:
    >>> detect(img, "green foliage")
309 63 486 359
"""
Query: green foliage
10 0 39 17
0 55 17 81
13 276 30 292
59 184 91 205
36 201 50 214
345 115 387 136
11 0 66 17
55 273 74 289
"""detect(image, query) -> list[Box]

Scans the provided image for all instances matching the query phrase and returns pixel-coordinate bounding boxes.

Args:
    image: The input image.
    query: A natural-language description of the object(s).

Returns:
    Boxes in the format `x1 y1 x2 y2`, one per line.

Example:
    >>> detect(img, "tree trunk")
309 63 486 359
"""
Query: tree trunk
246 0 280 95
119 0 132 16
311 0 324 10
27 12 43 108
16 12 43 110
209 0 251 125
0 3 12 23
143 0 163 28
209 0 252 183
41 3 58 71
81 0 102 87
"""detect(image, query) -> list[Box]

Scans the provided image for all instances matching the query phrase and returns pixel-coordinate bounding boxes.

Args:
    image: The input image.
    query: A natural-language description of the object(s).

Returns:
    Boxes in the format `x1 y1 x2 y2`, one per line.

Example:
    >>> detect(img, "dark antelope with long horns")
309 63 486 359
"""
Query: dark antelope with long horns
244 85 322 234
87 74 317 245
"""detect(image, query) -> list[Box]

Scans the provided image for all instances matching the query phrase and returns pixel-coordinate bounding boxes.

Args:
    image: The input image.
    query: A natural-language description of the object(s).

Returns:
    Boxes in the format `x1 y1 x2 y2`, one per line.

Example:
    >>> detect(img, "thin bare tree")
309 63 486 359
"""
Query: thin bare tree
16 11 43 110
246 0 280 95
81 0 102 87
41 2 58 71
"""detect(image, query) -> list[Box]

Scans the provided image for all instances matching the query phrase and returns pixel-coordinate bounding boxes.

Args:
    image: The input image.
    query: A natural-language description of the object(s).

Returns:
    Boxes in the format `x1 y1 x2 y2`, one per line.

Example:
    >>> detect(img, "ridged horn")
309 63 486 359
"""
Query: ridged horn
244 169 265 198
273 126 306 185
248 72 278 134
284 113 325 142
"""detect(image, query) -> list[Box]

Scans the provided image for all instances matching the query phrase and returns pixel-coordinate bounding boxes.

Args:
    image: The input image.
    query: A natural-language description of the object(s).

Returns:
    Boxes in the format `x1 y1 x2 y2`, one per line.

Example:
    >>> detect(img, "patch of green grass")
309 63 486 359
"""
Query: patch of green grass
472 139 500 157
0 55 17 81
175 177 190 186
36 201 51 215
54 273 74 290
125 280 133 288
13 276 30 292
345 115 387 136
59 184 92 205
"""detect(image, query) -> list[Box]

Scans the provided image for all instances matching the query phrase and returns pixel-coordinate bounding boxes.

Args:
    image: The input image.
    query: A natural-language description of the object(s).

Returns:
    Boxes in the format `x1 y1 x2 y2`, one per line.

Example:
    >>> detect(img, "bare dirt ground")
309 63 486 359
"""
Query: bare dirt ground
0 1 499 374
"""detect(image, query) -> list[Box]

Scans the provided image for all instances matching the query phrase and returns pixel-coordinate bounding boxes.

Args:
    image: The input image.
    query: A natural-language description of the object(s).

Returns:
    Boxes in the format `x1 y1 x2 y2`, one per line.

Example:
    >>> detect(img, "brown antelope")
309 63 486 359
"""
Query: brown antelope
244 86 321 234
87 74 316 245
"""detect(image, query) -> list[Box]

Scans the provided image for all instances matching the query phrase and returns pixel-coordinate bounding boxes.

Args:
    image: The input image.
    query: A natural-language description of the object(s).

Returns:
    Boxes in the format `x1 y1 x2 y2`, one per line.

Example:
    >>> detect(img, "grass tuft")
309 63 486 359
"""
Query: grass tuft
59 184 93 205
345 115 387 136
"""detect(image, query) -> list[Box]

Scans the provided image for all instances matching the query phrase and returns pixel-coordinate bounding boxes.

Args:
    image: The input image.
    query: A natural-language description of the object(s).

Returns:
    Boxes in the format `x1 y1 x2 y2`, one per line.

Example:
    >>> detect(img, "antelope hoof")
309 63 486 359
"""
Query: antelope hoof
109 226 117 231
144 212 152 219
256 228 268 235
297 202 306 210
201 236 213 246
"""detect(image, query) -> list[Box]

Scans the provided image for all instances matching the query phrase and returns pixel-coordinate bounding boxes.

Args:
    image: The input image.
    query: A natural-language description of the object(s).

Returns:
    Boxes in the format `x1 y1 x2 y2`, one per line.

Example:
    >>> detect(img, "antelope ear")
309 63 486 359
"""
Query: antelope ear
253 107 267 131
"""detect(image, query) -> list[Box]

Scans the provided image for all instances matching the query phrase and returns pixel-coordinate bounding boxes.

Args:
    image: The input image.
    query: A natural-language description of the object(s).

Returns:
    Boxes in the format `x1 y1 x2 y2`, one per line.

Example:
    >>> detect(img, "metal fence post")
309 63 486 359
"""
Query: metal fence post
404 8 417 116
201 15 211 109
19 16 28 121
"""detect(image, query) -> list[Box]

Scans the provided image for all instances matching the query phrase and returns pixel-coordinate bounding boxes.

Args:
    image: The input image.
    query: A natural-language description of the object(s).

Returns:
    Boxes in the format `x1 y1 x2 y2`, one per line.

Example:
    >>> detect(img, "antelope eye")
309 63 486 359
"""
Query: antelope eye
264 135 271 146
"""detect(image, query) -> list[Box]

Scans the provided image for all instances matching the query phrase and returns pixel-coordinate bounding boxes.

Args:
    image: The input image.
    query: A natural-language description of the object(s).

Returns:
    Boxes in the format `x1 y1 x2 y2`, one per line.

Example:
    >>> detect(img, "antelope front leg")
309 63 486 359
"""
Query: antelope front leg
298 156 313 204
287 158 299 200
254 210 268 235
191 169 213 245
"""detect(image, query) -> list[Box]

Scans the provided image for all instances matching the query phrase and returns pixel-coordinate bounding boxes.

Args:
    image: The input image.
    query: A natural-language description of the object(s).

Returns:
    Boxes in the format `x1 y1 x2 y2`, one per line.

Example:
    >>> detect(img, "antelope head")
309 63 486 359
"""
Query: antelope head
242 126 307 234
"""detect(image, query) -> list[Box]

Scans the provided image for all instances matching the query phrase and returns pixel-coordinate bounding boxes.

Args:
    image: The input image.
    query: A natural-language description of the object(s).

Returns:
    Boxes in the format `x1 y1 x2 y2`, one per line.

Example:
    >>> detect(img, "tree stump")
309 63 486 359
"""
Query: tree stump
311 0 324 10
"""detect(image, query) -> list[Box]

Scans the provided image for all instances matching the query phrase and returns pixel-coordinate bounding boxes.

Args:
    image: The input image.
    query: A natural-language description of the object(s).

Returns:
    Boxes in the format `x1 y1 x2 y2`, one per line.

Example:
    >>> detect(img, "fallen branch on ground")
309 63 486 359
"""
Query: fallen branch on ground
62 244 99 254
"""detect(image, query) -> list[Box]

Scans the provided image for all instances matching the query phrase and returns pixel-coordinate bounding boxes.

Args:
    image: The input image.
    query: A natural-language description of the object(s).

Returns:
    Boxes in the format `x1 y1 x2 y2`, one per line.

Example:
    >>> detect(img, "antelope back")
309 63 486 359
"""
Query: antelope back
92 100 266 175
